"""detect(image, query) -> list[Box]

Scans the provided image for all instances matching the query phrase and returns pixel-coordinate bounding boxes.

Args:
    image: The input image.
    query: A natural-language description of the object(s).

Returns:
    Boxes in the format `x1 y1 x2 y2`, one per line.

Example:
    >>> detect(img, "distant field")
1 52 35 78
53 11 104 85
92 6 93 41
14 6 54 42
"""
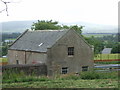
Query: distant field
0 58 8 62
94 54 120 60
83 33 115 37
0 58 8 65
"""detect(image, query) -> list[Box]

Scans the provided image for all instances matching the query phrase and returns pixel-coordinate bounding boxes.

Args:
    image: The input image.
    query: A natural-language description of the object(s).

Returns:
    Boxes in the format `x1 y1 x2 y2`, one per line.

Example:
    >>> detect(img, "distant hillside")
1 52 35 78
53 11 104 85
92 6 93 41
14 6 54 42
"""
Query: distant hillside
62 22 118 33
1 20 118 33
1 20 37 33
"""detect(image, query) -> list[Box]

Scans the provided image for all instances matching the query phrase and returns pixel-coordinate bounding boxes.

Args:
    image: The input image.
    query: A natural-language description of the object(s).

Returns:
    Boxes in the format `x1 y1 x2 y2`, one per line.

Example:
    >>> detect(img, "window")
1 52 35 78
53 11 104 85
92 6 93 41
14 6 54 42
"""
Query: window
82 66 88 71
61 67 68 74
68 47 74 55
16 60 19 64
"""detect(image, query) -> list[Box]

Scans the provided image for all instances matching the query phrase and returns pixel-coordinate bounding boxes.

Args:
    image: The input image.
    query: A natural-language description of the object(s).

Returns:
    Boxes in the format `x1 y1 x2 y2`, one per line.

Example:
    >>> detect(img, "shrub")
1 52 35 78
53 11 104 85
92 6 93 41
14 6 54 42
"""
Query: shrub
38 76 50 81
2 70 51 83
3 69 26 80
79 71 118 80
80 71 100 79
59 73 80 80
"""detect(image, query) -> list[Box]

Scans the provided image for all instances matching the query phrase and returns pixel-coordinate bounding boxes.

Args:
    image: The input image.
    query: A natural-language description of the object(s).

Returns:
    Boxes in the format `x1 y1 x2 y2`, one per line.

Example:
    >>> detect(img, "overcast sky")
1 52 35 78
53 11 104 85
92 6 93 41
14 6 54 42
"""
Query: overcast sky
0 0 119 25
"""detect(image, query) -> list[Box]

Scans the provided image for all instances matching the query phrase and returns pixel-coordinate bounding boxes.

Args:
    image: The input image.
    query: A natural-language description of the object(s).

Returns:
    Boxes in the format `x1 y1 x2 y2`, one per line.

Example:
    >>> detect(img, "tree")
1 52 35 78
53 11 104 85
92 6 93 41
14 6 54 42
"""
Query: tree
85 36 104 55
70 25 83 34
111 43 120 53
1 42 8 56
31 20 61 30
31 20 83 34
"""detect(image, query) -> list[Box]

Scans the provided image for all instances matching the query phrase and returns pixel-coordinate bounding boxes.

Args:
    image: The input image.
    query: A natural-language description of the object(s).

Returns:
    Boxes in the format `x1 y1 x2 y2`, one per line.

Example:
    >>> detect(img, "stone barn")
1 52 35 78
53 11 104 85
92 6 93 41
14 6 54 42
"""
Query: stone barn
8 29 94 76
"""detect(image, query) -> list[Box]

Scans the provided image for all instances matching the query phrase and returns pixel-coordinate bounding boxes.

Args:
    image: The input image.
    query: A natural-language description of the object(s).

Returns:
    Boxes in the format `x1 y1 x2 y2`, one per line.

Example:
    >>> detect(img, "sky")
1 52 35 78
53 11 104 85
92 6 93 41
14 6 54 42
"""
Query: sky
0 0 119 25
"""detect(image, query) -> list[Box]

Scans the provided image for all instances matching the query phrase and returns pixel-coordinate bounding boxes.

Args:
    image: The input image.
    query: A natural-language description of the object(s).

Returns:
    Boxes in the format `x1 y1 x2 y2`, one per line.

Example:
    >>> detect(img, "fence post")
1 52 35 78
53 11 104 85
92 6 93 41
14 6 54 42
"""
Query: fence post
108 54 109 60
100 54 102 60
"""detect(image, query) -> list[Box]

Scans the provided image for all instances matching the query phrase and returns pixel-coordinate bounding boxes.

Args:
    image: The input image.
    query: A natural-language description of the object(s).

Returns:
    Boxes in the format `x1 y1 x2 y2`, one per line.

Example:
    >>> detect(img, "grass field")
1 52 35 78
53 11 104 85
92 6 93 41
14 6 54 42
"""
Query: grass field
0 58 8 65
0 58 8 63
94 54 120 60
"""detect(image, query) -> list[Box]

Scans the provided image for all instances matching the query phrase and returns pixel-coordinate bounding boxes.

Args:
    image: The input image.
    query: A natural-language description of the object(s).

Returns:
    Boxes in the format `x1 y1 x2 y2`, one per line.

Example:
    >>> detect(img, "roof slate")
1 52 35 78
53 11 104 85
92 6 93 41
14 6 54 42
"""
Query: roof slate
9 30 69 52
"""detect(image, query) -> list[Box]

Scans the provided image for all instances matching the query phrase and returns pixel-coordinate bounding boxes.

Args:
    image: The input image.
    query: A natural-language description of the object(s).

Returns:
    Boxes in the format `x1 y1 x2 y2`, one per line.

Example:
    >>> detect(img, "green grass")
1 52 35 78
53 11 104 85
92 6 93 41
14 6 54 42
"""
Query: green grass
94 54 120 60
0 58 8 62
2 70 119 88
2 79 118 88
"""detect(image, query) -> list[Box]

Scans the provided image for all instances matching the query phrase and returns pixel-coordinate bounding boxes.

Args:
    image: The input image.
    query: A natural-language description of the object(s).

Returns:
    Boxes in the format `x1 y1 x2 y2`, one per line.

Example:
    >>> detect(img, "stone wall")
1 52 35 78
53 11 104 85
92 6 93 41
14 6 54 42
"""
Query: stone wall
2 64 47 76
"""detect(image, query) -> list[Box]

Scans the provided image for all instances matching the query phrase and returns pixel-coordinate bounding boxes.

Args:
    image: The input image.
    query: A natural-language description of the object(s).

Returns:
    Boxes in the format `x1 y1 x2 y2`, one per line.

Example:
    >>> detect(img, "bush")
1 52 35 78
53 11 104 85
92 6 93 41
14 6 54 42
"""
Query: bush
58 73 80 80
79 71 118 80
80 71 100 79
53 71 118 80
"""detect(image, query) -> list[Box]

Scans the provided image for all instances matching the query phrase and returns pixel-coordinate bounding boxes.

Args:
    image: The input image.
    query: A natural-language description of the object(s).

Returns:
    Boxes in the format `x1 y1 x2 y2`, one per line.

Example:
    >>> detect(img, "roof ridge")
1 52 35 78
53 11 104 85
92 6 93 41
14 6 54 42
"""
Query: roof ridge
29 29 68 32
47 29 70 49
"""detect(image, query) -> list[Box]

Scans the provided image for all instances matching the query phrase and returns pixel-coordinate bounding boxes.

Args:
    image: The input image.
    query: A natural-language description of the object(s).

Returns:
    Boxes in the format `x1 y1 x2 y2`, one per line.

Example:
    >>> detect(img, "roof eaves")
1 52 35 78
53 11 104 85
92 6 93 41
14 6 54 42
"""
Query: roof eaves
9 48 47 53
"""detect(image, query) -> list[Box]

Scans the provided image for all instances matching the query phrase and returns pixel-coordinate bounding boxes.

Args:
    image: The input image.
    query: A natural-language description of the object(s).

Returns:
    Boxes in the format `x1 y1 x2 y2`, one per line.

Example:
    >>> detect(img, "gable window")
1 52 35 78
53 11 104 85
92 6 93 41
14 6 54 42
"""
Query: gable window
68 47 74 55
82 66 88 71
16 60 19 64
61 67 68 74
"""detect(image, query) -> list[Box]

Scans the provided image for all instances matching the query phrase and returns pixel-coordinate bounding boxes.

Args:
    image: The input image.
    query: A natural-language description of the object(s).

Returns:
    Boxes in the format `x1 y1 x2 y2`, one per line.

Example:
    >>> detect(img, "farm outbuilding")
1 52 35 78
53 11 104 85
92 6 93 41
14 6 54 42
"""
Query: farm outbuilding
8 29 94 76
102 48 112 54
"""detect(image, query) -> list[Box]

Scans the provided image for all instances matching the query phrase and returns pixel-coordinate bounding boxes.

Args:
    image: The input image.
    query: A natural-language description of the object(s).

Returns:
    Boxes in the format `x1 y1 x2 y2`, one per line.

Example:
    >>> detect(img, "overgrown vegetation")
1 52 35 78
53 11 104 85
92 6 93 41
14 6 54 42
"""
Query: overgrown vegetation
2 69 50 83
79 71 118 80
3 69 118 83
2 70 118 88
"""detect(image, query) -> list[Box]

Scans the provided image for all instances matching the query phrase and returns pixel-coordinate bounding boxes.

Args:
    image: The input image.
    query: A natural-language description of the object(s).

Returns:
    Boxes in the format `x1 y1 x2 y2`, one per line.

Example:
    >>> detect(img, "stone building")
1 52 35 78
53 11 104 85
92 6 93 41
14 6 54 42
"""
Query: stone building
8 29 94 76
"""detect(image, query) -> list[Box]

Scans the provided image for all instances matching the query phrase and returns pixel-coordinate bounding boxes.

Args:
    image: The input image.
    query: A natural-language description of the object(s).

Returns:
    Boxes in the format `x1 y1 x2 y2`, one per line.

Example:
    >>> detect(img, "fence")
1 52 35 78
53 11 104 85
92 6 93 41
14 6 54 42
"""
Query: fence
94 64 120 72
94 59 120 62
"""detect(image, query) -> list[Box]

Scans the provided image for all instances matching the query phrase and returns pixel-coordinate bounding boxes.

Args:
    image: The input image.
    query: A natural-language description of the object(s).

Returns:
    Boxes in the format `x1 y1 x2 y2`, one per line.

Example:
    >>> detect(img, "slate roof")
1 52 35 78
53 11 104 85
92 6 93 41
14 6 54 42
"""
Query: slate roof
102 48 112 54
9 30 69 52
